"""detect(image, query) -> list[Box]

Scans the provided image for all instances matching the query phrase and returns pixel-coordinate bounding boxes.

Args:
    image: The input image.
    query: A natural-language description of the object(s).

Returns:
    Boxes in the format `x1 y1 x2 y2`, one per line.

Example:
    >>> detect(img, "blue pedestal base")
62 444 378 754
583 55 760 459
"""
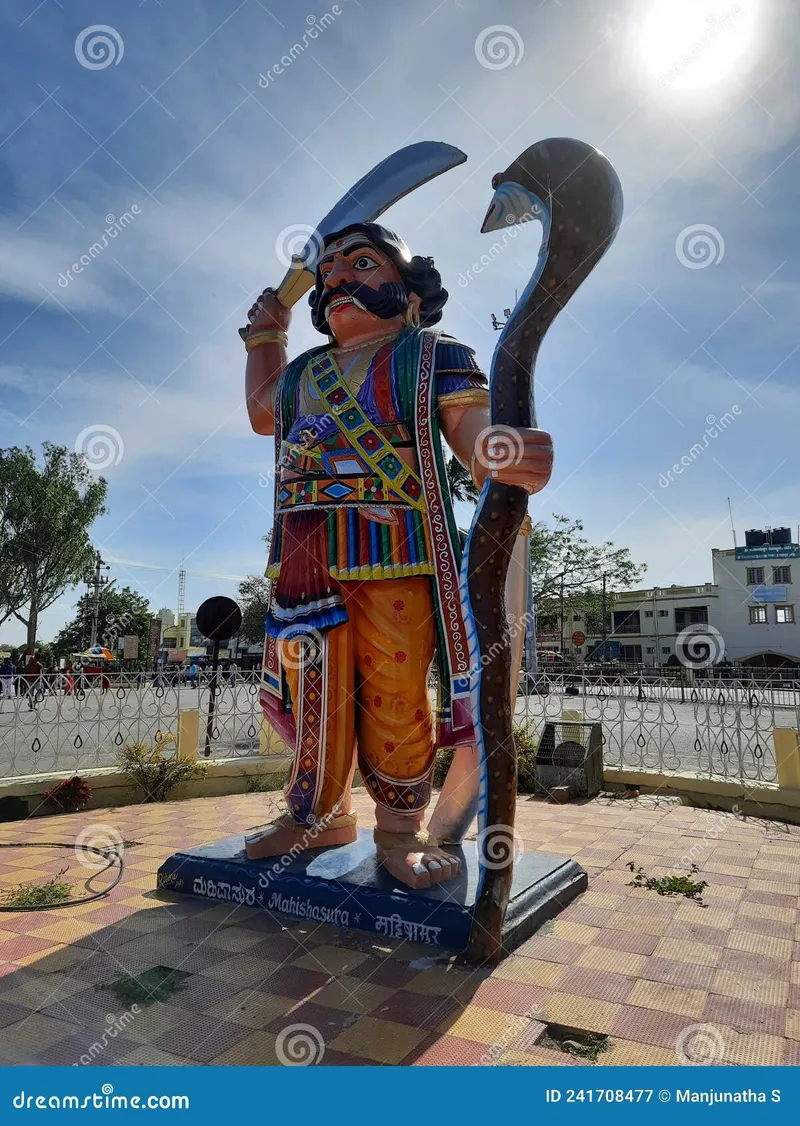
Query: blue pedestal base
157 830 587 957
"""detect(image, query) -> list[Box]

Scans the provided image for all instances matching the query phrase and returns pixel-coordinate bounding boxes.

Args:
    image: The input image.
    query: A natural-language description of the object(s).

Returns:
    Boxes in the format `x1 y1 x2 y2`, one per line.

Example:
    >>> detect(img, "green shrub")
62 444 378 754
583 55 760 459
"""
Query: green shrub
431 725 537 793
117 734 207 802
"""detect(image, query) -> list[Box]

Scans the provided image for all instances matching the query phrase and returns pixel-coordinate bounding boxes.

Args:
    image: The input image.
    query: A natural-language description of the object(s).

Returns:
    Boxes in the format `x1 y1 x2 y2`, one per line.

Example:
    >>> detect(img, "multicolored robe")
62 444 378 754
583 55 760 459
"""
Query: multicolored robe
260 326 488 751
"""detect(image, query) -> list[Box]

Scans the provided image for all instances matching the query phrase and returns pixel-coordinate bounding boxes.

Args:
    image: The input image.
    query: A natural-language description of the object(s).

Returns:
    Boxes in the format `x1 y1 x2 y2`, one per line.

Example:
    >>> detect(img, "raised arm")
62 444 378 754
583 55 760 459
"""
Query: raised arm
244 289 292 436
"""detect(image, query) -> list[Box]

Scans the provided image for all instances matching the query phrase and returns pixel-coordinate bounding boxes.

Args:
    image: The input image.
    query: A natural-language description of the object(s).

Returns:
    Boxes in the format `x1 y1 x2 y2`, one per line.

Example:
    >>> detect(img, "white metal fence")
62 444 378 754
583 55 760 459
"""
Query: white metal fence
0 670 794 786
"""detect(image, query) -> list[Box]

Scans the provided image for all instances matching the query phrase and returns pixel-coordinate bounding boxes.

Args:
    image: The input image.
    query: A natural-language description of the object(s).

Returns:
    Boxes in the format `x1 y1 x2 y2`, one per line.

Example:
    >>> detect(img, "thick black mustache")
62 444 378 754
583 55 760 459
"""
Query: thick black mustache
319 281 409 323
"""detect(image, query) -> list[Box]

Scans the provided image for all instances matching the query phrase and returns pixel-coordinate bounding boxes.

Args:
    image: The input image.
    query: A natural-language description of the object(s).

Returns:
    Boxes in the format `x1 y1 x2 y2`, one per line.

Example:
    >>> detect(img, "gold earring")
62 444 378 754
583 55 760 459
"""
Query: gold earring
405 303 420 329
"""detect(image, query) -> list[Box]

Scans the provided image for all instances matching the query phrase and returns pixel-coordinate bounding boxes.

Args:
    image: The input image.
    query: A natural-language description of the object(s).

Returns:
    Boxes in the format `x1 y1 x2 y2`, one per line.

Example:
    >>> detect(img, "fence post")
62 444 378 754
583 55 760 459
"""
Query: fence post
177 709 200 763
773 727 800 790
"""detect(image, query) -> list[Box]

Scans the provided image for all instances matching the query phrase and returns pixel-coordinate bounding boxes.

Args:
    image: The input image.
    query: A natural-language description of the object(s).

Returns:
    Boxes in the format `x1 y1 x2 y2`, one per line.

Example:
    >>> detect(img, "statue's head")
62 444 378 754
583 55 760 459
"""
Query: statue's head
308 222 448 344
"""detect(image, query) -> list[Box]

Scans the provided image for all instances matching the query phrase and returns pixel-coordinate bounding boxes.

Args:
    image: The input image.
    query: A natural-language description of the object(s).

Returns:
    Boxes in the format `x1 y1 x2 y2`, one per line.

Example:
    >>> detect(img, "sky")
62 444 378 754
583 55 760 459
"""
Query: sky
0 0 798 644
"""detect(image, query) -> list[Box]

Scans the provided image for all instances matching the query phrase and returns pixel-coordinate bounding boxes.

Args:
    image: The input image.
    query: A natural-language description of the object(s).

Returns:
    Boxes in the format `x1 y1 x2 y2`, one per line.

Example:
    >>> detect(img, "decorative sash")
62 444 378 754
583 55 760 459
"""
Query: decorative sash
309 351 426 512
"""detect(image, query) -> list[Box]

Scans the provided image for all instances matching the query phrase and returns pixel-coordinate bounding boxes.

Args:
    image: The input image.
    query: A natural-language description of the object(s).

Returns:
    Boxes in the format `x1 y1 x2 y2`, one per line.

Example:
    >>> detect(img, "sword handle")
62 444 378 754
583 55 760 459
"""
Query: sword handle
275 256 316 308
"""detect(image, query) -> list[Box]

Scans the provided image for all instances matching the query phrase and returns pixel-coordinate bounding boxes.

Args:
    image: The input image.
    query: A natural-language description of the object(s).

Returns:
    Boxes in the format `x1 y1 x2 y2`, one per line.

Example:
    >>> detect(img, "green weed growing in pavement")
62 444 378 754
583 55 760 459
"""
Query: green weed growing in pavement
1 868 72 908
116 734 207 802
540 1028 611 1062
626 861 708 902
102 966 192 1008
433 723 538 792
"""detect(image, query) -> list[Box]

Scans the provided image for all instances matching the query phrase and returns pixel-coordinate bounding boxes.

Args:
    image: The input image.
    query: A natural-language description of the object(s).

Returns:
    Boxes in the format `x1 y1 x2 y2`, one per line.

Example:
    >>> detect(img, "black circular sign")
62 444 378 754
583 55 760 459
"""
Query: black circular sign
196 596 242 642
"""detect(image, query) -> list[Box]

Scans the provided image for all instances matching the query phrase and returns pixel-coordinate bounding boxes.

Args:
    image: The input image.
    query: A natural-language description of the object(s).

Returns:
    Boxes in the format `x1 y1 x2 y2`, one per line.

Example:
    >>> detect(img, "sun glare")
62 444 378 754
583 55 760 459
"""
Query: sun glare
637 0 757 92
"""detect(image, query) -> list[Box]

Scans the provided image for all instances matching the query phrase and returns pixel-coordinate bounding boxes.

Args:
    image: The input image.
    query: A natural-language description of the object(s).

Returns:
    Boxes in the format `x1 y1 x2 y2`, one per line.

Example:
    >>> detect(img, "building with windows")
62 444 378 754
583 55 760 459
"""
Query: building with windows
561 525 800 667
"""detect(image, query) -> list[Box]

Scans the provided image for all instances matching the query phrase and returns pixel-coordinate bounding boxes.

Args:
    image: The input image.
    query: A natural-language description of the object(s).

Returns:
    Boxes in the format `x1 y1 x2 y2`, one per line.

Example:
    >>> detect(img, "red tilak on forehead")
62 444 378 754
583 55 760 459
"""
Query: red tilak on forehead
319 234 381 265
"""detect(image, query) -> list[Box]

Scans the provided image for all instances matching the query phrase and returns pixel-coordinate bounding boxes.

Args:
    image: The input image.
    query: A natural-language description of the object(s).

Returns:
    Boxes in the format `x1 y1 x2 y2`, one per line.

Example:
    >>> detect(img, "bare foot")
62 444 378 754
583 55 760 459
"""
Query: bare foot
374 830 461 889
245 812 357 860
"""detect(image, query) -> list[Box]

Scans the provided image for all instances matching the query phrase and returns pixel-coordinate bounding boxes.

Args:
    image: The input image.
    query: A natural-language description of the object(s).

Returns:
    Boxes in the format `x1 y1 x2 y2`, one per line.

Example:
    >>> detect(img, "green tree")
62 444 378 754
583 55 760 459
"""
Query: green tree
237 575 271 644
53 585 151 663
0 444 107 649
530 514 646 632
446 454 480 504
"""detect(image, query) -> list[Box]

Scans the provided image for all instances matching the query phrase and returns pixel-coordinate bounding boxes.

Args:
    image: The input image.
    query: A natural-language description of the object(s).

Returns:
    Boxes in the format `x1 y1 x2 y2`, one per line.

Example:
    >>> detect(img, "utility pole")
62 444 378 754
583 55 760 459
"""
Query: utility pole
559 572 565 657
85 551 110 648
601 572 608 655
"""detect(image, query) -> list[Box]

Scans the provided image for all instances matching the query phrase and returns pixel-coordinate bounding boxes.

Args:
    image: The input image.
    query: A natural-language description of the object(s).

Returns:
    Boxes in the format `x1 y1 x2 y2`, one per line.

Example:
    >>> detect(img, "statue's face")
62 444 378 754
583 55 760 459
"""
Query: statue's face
318 233 408 346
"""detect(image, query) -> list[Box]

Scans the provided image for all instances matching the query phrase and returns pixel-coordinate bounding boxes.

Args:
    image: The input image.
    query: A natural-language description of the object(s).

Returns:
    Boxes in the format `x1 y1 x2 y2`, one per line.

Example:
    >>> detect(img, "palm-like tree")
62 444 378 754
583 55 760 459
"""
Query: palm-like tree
446 454 480 504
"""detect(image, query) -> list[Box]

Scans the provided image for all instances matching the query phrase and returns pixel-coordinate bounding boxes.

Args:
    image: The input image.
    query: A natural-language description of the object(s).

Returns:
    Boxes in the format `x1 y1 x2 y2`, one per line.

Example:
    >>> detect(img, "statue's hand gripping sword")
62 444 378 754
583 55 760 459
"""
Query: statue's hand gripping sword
461 138 623 965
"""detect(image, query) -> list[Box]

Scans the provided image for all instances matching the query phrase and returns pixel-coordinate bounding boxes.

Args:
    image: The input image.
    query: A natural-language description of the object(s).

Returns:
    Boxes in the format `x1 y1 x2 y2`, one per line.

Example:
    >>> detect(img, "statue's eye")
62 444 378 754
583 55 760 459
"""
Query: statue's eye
353 254 379 270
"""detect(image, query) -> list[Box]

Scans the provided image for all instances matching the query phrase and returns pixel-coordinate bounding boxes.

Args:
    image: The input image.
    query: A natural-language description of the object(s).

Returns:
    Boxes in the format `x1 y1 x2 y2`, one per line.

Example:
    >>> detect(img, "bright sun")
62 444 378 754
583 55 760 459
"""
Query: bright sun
637 0 757 92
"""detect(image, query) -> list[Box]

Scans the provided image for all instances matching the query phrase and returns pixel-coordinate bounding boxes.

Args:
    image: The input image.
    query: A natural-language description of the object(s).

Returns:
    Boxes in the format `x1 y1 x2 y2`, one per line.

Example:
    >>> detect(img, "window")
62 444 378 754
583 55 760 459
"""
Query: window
749 606 768 624
613 610 641 635
773 566 792 584
776 605 795 624
619 644 642 662
646 646 655 653
661 646 670 654
675 606 709 630
658 609 669 617
747 567 764 585
572 614 582 623
644 610 653 617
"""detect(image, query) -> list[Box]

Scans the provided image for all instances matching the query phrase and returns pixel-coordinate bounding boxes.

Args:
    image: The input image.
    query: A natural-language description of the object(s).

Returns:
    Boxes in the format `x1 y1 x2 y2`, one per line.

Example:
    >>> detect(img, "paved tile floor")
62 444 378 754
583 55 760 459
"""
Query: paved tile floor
0 790 798 1066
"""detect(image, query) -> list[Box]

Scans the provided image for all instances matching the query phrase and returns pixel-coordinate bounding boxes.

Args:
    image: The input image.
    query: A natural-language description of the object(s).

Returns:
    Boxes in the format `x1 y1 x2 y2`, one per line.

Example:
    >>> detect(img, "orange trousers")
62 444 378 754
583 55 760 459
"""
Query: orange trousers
280 577 436 821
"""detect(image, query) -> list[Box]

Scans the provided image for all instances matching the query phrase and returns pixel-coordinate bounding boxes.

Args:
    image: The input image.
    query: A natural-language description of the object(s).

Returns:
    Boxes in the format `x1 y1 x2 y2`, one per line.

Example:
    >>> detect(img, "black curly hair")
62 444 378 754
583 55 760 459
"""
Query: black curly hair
308 222 448 336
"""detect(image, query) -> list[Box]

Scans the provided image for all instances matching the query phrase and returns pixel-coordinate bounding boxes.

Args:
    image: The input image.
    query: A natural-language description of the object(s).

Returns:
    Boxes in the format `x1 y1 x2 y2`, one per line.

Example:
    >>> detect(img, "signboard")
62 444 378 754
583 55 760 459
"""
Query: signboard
536 631 561 644
752 586 788 604
735 544 799 561
168 649 187 663
123 635 139 660
572 631 586 646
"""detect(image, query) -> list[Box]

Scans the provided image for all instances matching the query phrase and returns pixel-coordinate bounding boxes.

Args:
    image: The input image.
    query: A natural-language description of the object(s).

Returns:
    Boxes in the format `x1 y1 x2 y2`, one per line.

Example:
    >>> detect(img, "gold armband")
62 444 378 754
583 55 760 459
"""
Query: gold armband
519 514 532 537
245 329 288 352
